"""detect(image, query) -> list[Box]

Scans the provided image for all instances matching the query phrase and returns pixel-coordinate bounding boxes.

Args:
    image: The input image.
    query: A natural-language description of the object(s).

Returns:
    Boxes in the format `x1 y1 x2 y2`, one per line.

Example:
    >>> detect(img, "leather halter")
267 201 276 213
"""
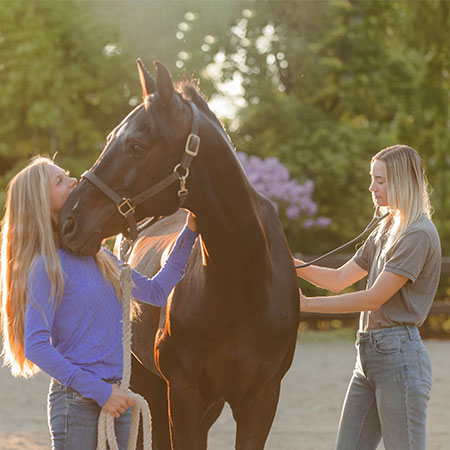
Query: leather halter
81 101 200 241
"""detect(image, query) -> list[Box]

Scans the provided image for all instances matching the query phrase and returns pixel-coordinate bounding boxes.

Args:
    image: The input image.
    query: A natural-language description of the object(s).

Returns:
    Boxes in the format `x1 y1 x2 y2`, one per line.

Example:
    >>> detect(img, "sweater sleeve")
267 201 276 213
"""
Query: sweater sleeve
130 225 198 305
24 256 112 407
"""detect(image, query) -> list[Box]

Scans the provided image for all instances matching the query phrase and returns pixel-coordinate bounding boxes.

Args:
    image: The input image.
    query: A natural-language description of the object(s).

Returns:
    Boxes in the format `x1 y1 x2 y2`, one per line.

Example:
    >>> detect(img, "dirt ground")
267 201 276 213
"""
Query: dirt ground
1 338 449 450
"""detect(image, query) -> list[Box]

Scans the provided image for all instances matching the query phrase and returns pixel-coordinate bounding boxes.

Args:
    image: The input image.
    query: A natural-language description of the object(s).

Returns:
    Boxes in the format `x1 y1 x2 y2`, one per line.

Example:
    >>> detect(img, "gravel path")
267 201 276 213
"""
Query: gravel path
1 339 448 449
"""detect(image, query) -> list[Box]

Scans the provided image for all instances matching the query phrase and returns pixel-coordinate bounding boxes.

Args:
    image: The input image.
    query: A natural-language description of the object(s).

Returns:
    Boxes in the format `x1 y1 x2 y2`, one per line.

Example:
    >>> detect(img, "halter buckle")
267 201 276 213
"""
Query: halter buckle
117 198 135 218
185 134 200 157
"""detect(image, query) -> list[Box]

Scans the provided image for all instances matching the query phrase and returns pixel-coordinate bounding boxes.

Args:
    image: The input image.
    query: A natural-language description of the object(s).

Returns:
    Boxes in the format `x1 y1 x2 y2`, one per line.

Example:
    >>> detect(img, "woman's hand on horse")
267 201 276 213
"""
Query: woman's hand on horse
103 384 135 418
186 211 198 232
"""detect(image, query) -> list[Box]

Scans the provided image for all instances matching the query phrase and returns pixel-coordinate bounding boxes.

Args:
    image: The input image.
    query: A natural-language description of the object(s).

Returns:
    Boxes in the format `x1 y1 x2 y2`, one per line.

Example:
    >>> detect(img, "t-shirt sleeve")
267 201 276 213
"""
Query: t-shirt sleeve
352 234 373 272
25 256 112 407
384 230 430 282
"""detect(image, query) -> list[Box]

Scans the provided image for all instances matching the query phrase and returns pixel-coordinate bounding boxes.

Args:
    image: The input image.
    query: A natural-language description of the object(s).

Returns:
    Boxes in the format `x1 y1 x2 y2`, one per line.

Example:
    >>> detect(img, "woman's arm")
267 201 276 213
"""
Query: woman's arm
130 214 198 306
26 309 133 416
294 258 368 293
300 270 408 313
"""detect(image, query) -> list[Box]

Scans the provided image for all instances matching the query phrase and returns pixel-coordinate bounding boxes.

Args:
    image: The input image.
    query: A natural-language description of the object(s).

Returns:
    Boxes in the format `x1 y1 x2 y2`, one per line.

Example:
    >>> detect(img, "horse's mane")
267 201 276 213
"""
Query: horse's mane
146 81 234 151
179 83 223 128
179 82 235 151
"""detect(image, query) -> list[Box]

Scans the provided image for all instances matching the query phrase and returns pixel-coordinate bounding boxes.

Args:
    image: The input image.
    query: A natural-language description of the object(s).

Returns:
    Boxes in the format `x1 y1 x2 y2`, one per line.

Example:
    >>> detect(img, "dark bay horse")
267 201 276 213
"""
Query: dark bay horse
59 60 300 450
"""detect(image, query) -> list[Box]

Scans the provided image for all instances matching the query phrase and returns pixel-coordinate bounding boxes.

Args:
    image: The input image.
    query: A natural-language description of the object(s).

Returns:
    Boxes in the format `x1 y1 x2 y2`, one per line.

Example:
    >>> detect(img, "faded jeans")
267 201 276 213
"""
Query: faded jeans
336 325 431 450
47 379 132 450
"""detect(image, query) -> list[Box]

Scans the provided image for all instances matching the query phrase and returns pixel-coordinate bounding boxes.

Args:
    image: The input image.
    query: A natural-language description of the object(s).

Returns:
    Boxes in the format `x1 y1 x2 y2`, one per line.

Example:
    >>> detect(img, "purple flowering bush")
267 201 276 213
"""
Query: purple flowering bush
237 152 331 229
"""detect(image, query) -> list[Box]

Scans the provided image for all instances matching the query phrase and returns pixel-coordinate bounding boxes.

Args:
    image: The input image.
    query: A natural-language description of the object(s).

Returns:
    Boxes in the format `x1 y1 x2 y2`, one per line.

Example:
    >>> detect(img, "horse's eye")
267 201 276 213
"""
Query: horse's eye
131 143 145 154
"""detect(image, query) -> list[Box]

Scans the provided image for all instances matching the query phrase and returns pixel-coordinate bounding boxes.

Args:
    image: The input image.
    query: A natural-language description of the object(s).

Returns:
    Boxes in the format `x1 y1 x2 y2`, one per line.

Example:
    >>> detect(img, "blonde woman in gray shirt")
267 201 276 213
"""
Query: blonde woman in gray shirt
295 145 441 450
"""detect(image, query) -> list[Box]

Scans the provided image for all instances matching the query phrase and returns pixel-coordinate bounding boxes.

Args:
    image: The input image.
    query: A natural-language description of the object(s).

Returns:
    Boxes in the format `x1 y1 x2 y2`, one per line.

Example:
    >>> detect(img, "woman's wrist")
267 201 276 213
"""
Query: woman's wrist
294 258 306 271
300 295 312 312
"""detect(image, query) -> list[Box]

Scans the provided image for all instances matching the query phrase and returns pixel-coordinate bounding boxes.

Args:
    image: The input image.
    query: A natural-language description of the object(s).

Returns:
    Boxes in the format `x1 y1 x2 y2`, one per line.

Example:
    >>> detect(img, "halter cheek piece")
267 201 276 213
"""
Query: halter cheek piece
81 101 200 241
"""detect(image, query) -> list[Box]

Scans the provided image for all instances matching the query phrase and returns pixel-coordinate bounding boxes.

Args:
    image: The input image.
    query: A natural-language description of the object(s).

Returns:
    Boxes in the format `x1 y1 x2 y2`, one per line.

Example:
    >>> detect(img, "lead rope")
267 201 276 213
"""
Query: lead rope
97 263 151 450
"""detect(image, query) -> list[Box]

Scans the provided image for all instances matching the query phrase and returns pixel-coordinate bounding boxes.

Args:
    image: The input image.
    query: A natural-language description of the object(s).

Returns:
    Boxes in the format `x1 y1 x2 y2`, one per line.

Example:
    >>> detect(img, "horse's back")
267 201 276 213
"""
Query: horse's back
126 209 188 276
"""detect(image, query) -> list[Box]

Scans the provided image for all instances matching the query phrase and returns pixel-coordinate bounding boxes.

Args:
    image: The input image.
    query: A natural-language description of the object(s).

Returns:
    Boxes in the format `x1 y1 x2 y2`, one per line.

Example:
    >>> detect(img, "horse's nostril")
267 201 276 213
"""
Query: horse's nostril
62 216 76 237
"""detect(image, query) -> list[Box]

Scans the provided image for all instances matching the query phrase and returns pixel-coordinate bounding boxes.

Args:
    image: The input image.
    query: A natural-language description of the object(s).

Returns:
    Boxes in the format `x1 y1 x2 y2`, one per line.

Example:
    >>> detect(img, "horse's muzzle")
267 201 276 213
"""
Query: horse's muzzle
59 215 102 256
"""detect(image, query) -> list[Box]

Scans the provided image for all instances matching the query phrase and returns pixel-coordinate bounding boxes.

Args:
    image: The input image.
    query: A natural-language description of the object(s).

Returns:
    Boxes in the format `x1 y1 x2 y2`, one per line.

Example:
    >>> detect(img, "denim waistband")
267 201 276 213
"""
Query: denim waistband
51 378 121 390
357 325 420 344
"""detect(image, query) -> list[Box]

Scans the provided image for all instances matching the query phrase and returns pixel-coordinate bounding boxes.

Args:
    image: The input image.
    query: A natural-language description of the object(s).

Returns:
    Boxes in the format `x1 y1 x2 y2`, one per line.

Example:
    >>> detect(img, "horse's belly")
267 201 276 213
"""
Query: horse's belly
154 316 298 403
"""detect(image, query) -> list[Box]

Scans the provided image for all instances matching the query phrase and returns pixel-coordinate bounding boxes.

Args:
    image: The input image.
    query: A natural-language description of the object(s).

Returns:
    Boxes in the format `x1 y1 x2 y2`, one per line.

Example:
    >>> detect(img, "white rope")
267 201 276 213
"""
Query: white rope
97 263 151 450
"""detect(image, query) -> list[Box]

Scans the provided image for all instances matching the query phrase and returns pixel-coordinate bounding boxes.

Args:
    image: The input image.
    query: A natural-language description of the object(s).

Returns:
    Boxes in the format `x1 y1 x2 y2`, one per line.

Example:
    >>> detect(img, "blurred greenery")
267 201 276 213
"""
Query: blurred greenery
0 0 448 259
180 0 450 256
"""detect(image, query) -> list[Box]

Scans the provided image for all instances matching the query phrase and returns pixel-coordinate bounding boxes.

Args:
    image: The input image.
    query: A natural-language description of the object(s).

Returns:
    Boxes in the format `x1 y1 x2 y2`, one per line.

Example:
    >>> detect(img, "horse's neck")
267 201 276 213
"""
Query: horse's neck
197 204 269 280
190 145 271 278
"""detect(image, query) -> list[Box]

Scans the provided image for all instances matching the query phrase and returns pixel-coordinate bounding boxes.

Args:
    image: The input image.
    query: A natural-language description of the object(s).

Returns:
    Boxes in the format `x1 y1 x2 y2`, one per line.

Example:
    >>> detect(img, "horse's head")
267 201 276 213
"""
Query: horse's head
58 61 199 255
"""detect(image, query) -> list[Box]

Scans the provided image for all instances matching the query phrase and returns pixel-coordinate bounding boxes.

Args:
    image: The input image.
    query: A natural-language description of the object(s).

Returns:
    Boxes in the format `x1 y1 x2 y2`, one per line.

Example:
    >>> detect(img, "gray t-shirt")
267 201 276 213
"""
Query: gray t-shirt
353 214 441 331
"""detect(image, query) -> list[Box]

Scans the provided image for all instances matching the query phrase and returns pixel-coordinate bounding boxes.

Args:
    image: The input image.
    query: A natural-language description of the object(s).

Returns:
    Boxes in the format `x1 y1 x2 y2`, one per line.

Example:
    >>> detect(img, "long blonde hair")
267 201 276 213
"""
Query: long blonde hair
1 156 121 377
373 145 432 256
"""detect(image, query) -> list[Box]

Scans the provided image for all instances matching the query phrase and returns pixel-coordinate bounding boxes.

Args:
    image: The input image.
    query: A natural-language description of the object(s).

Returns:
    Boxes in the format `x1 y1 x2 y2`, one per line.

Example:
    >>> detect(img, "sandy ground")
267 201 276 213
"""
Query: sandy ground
1 338 449 450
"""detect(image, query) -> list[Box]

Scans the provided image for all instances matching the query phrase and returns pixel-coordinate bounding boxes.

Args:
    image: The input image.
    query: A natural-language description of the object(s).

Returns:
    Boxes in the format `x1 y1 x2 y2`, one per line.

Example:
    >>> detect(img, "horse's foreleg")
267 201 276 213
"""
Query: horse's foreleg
199 399 225 450
231 381 281 450
130 355 171 450
165 375 208 450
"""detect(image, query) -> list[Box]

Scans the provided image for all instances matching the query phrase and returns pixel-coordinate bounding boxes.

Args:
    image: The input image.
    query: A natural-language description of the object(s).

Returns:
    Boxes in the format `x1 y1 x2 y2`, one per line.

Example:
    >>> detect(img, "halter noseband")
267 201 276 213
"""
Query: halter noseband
81 101 200 241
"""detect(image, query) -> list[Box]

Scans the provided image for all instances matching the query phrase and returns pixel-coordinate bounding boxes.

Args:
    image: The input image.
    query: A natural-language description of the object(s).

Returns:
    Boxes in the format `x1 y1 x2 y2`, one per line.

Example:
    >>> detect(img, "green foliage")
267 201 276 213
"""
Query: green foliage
0 0 235 191
0 0 135 186
0 0 448 258
179 0 450 254
90 1 244 99
393 0 450 256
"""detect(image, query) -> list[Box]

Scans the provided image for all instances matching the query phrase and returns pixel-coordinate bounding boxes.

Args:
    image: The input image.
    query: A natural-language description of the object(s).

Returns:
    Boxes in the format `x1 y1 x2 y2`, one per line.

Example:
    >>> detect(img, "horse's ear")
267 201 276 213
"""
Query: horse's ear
136 59 156 98
154 61 175 106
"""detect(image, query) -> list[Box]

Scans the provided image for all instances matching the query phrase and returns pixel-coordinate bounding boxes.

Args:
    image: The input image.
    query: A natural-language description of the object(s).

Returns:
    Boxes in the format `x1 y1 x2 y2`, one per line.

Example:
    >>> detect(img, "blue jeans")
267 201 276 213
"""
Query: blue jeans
47 379 132 450
336 325 432 450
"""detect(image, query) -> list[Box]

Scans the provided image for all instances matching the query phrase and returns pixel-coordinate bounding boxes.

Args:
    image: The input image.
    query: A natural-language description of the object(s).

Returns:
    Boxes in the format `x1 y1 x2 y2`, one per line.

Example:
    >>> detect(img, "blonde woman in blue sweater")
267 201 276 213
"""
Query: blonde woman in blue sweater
1 156 198 449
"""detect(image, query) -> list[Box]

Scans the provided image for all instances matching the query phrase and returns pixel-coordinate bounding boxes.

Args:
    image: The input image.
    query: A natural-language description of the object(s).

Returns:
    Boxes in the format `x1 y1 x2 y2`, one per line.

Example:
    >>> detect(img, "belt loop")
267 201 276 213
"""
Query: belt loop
368 330 375 347
403 324 412 340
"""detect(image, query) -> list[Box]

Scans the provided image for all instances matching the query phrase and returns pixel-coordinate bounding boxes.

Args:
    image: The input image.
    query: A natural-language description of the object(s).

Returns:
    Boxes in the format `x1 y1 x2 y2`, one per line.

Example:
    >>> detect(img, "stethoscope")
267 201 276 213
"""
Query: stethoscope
295 208 391 269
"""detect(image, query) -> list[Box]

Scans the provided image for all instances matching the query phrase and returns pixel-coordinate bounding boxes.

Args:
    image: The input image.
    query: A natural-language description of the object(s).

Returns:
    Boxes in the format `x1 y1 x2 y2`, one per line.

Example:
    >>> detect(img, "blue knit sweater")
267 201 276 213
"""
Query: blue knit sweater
24 225 197 407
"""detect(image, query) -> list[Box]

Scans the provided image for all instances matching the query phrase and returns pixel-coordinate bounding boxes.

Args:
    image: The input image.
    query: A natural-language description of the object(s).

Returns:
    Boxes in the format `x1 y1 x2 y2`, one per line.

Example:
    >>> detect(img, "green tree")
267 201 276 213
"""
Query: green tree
2 0 448 258
0 0 135 191
0 0 241 193
180 0 450 255
91 1 245 99
393 0 450 254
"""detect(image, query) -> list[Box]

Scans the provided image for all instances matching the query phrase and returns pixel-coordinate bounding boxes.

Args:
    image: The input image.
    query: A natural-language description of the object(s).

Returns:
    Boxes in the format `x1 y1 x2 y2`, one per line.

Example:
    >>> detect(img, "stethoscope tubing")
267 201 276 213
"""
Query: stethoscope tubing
295 208 390 269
